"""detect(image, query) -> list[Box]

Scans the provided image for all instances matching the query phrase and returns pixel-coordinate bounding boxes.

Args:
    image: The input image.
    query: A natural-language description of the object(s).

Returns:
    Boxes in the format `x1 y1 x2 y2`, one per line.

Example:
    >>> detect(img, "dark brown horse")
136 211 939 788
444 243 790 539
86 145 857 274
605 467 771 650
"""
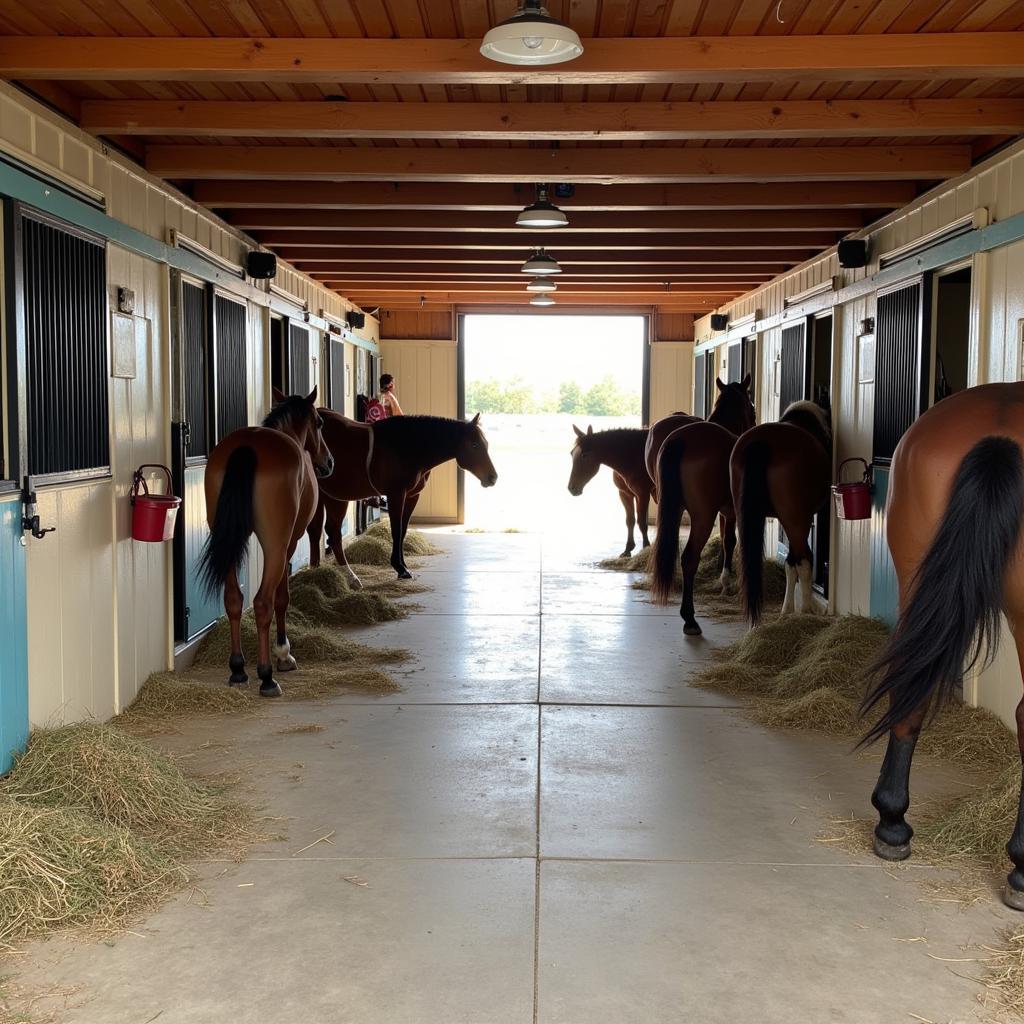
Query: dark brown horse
308 410 498 581
199 388 334 697
648 377 756 636
644 412 700 495
859 383 1024 910
730 400 832 625
567 425 653 557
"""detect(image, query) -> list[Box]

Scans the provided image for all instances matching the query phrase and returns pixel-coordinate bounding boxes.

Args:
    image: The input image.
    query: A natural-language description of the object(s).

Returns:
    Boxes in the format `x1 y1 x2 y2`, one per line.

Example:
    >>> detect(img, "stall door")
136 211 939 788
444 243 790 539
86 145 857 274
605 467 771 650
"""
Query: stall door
286 320 315 568
328 337 346 413
726 341 743 383
870 278 930 626
779 322 808 415
0 496 29 773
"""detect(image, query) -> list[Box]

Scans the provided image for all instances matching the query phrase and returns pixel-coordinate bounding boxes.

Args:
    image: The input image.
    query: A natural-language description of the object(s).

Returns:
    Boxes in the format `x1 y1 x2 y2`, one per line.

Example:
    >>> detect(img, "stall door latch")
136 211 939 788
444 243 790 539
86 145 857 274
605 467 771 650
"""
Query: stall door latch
21 477 55 540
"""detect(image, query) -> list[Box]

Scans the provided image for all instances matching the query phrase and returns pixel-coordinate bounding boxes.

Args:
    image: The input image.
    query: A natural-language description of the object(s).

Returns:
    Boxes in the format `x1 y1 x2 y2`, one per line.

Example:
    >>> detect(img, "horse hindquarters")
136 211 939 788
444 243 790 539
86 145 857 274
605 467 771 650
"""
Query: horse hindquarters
733 440 771 626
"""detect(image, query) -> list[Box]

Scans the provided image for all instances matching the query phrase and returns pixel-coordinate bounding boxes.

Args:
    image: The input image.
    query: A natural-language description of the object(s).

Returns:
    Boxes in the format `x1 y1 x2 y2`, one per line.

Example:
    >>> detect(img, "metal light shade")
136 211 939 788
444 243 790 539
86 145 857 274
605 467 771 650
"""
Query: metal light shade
529 293 556 306
516 184 568 228
480 1 584 66
521 249 562 274
526 276 558 292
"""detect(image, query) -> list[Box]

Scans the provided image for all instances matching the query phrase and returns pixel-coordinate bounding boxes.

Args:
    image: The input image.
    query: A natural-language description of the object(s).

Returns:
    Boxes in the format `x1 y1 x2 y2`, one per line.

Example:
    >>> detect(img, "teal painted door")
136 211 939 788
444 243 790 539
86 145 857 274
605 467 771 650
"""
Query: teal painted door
0 496 29 773
869 467 899 627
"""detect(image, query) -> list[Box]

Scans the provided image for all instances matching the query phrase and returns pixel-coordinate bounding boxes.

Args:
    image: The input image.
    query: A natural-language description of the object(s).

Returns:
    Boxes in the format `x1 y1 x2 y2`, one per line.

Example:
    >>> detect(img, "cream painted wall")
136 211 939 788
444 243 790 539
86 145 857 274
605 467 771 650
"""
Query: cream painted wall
649 342 694 424
691 136 1024 728
378 338 459 522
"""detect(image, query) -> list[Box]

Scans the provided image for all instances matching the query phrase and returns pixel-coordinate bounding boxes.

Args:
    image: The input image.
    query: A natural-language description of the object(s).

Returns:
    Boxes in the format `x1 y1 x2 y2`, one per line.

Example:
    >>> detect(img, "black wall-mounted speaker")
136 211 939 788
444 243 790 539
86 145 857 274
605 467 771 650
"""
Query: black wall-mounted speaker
245 250 278 280
838 239 868 269
710 313 729 331
348 310 366 330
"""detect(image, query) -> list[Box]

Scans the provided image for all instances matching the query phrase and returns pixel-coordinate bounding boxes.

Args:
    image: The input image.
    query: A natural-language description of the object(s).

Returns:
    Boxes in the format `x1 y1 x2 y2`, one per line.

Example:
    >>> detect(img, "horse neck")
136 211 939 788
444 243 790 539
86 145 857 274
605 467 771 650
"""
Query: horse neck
404 419 465 472
708 403 751 435
587 432 642 475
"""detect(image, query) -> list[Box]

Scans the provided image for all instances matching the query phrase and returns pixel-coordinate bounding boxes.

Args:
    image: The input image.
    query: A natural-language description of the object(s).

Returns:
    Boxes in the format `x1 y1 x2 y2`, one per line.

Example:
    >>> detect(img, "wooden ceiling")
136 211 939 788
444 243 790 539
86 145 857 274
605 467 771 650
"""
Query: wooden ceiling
2 1 1023 313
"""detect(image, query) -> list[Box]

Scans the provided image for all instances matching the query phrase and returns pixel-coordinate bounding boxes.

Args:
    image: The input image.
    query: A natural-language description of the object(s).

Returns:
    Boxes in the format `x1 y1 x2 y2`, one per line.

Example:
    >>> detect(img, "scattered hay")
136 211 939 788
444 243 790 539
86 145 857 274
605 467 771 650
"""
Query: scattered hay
598 549 651 573
0 797 182 949
979 925 1024 1021
276 723 326 735
269 666 403 700
757 687 858 735
2 724 255 860
289 574 407 627
115 672 251 731
700 614 832 677
342 532 394 566
362 518 443 556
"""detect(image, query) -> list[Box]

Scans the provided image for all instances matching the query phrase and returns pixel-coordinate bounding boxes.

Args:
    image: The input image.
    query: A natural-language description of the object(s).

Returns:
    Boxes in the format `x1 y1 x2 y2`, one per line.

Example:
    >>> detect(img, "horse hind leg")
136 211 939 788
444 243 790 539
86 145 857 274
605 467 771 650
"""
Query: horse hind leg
253 547 288 698
638 487 651 549
325 496 361 590
386 492 412 580
306 496 325 569
871 698 929 860
617 486 636 557
224 568 247 686
680 514 715 637
273 569 298 674
719 512 737 594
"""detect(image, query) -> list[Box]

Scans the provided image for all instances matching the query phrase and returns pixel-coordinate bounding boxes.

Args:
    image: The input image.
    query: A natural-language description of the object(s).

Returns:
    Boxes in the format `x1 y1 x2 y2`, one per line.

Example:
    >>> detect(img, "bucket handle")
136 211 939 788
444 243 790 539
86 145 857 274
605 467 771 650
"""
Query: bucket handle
131 464 175 504
836 458 872 487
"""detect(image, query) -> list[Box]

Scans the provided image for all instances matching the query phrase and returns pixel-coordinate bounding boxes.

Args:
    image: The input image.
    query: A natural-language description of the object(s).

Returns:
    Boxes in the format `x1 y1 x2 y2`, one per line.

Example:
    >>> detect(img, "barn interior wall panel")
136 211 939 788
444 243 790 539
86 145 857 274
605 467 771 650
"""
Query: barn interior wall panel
378 338 458 523
649 342 694 425
692 133 1024 730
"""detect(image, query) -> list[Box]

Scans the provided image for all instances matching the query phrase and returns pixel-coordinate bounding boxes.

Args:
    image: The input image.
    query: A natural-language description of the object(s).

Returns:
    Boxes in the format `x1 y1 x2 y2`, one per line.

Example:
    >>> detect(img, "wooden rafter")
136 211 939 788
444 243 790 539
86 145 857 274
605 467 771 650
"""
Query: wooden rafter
192 181 917 211
80 98 1024 140
4 35 1023 85
147 144 969 183
282 252 801 267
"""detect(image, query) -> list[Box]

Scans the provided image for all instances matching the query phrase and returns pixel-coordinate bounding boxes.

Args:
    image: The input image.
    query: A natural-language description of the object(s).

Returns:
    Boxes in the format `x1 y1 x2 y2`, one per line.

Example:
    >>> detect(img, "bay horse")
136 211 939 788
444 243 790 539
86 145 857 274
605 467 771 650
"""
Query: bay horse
199 388 334 698
859 383 1024 910
730 400 832 625
644 412 700 495
648 377 756 636
567 425 653 557
308 411 498 582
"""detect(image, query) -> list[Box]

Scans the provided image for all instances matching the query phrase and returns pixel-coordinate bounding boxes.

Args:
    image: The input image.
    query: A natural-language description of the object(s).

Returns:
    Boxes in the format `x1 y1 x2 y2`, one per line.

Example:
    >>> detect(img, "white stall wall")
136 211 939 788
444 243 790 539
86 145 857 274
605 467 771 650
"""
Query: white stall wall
649 342 695 423
692 136 1024 728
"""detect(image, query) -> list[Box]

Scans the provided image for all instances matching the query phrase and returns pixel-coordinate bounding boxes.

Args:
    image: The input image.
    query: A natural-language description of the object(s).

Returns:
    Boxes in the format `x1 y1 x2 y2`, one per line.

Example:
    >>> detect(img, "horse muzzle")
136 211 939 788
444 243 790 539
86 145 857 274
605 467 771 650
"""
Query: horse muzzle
481 472 498 488
568 484 582 497
315 455 335 478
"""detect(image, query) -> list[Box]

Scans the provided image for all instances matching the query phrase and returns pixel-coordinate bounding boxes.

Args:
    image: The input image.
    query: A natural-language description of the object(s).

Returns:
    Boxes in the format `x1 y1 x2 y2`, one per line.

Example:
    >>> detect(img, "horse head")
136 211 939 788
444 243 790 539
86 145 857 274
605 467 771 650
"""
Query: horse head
269 386 335 479
568 424 599 496
458 413 498 487
710 374 756 434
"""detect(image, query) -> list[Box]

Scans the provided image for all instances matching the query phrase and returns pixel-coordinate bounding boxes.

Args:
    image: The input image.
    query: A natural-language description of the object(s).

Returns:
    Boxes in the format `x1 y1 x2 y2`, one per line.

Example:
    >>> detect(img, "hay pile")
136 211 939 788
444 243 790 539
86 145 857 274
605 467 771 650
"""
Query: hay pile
116 671 251 730
289 566 408 627
0 724 256 948
343 518 443 567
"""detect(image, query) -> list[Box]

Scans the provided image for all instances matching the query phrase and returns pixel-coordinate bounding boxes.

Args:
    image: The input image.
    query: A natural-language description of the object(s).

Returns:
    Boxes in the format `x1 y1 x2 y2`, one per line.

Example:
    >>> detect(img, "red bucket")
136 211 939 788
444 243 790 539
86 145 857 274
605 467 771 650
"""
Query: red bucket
832 458 873 521
131 464 181 542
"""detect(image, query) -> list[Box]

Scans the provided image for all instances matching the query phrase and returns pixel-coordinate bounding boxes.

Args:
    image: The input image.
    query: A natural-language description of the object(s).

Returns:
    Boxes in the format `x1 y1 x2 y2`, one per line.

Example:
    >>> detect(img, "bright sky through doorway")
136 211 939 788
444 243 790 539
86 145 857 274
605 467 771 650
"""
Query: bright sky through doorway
463 315 645 393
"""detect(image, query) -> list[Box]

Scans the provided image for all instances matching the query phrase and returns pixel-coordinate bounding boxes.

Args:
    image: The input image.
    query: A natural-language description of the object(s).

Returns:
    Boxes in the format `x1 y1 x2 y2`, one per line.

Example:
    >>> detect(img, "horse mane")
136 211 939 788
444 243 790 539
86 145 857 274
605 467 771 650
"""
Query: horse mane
781 400 832 449
262 395 311 432
373 414 474 460
572 426 647 453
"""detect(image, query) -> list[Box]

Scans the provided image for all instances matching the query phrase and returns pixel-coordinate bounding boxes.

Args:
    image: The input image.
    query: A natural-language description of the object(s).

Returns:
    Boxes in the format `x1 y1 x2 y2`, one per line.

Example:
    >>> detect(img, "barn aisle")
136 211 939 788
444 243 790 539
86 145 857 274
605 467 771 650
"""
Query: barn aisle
11 531 1016 1023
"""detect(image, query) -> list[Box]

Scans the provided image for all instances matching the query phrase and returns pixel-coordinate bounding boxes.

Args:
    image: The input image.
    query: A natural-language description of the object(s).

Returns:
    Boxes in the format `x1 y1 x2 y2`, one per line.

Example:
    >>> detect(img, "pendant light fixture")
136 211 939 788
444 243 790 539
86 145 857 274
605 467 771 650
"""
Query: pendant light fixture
521 248 562 275
529 293 556 306
516 184 568 229
526 276 558 292
480 1 584 66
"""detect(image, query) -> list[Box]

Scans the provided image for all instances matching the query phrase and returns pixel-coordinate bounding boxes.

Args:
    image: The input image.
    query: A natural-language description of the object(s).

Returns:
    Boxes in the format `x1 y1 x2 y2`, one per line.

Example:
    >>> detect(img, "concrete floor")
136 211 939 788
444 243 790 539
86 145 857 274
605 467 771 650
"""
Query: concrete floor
12 531 1021 1023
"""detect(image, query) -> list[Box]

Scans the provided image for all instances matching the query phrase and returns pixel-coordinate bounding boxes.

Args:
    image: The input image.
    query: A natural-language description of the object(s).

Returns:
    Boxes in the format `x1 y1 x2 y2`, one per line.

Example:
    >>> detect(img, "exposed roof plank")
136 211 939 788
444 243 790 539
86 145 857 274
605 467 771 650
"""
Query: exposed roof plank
4 34 1024 85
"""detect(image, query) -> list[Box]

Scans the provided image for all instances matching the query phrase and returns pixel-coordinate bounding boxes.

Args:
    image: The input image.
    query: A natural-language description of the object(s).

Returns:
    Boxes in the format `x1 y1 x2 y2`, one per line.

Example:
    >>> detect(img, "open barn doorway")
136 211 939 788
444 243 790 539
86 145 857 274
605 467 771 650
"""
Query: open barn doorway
459 314 648 550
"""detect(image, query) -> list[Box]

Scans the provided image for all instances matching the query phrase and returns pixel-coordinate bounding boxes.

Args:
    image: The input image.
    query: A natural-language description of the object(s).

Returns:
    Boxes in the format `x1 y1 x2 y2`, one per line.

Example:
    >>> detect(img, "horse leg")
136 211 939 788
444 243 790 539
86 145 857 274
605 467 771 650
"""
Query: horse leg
273 548 298 674
402 491 420 548
617 487 636 558
638 486 651 549
719 512 737 593
325 496 361 590
387 492 412 579
306 496 325 569
224 567 248 686
870 698 929 860
253 547 287 698
680 512 714 637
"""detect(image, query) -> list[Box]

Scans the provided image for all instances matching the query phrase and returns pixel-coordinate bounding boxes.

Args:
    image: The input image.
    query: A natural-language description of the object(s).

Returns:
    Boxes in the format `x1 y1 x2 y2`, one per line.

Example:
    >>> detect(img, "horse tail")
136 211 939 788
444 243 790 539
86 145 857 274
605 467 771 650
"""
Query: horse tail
861 435 1024 745
737 439 771 625
198 446 257 597
649 433 687 604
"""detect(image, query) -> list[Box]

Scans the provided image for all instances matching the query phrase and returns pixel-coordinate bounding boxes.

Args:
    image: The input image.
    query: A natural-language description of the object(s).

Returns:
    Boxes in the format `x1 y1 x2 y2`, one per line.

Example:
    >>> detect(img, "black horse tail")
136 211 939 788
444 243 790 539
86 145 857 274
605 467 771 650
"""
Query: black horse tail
198 446 257 597
861 436 1024 745
738 440 771 626
649 433 687 605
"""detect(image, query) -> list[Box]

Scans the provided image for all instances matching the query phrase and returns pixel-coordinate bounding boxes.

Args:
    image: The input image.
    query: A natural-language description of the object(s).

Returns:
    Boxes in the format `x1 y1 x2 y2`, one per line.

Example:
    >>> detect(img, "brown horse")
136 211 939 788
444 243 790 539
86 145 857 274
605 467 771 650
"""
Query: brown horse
859 383 1024 910
648 377 756 636
308 410 498 581
567 425 653 557
730 400 831 625
644 412 700 495
199 388 334 698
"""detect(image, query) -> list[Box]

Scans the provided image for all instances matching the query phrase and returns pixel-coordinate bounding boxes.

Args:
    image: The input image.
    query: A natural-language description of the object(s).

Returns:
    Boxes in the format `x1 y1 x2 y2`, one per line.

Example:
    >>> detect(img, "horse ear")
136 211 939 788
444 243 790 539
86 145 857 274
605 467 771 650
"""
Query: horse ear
587 424 594 436
471 412 481 426
741 373 752 391
573 424 584 439
306 386 318 405
715 377 725 391
271 386 286 404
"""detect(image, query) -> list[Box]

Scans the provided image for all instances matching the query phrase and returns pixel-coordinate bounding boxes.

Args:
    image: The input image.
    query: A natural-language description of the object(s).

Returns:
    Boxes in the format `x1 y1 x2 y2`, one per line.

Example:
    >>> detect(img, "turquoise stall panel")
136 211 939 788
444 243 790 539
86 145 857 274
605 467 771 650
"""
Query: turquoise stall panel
869 467 899 627
182 465 228 639
0 497 29 773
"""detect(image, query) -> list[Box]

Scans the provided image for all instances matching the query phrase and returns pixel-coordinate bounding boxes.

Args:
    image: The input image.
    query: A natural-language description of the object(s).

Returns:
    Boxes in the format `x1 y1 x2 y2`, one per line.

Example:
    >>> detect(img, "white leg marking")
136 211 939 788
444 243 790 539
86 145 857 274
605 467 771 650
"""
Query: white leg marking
797 558 815 614
274 637 297 672
781 563 797 616
343 565 363 590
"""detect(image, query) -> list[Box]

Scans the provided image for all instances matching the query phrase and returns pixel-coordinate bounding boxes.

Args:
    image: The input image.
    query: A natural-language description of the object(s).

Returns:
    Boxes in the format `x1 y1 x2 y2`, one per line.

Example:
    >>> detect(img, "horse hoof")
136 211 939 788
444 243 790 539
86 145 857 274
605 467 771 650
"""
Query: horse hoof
276 655 298 673
228 675 248 687
346 573 363 591
259 680 283 698
396 570 414 580
873 836 912 861
1003 884 1024 911
683 622 703 637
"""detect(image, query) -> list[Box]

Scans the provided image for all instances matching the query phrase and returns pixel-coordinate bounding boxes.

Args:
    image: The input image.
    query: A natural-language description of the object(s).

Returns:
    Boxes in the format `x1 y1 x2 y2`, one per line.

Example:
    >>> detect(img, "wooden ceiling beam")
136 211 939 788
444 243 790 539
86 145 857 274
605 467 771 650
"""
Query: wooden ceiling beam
5 35 1023 85
148 144 968 183
227 209 863 232
326 279 763 290
194 180 916 211
254 230 838 249
282 251 800 267
81 98 1024 140
299 264 785 276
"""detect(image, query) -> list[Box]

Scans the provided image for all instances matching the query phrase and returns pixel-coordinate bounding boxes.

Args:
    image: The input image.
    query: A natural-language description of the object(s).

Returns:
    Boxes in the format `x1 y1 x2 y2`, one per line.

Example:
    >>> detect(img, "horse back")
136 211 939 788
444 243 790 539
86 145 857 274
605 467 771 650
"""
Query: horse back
317 408 375 500
645 413 700 483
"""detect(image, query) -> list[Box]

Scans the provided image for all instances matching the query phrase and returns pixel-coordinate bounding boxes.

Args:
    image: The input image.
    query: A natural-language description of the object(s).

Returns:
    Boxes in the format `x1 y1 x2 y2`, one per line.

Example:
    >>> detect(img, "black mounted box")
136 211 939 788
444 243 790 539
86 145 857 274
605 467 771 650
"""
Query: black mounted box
245 250 278 280
838 239 868 269
710 313 729 332
348 310 366 330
